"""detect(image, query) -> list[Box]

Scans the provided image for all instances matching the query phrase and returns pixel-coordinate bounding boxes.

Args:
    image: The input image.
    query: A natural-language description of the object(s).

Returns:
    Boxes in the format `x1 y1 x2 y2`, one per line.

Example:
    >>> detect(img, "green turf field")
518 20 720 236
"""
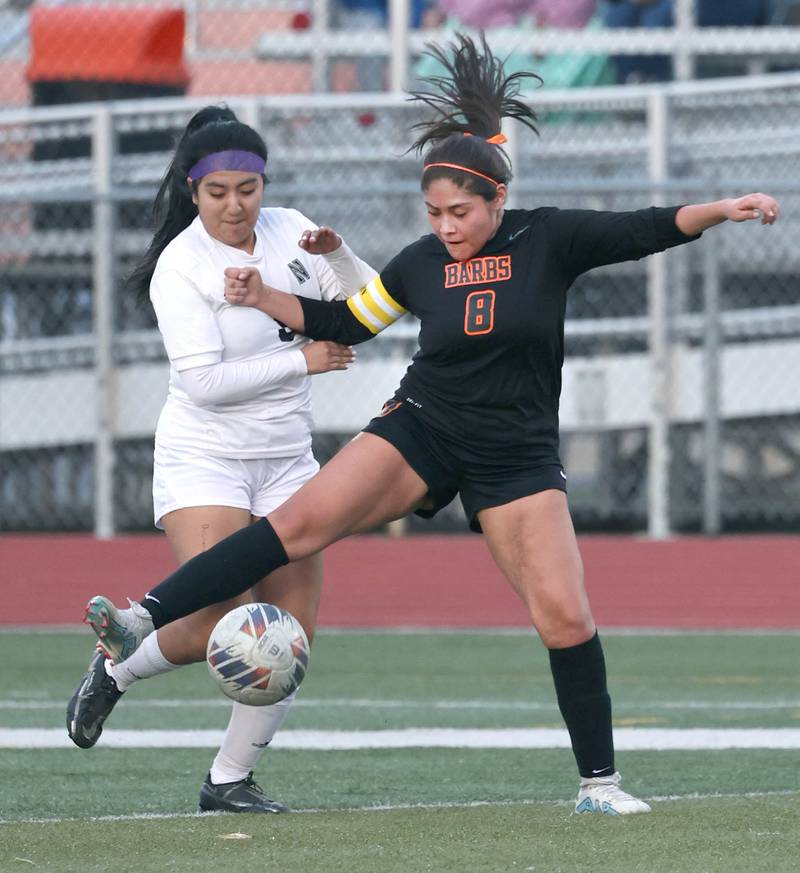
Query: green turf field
1 630 798 872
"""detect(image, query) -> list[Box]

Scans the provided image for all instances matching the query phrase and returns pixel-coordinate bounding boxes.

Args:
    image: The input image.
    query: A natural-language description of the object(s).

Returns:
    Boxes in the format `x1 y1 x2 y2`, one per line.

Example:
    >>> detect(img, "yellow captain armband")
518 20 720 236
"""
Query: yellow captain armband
346 276 407 335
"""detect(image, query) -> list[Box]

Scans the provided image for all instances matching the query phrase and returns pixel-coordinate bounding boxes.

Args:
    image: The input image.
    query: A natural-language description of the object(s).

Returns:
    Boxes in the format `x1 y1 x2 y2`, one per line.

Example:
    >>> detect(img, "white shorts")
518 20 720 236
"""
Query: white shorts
152 444 320 529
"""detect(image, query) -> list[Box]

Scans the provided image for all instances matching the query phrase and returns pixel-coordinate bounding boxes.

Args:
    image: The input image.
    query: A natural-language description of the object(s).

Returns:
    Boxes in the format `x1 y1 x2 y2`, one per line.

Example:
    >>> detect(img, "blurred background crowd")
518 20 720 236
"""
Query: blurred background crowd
0 0 797 105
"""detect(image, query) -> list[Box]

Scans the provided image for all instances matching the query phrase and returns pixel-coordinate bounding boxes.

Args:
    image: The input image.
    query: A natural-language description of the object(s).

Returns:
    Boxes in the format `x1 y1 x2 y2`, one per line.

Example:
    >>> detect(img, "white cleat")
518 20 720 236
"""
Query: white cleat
84 596 154 664
575 772 651 816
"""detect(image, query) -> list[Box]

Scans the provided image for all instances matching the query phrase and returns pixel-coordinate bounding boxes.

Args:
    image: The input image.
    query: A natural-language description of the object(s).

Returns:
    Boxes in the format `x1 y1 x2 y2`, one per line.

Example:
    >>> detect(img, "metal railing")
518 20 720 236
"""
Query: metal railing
1 72 799 536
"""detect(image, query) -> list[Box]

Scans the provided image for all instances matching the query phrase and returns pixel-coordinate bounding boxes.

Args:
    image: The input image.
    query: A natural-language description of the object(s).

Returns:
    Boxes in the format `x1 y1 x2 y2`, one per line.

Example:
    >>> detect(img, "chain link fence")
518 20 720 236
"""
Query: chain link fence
1 70 799 535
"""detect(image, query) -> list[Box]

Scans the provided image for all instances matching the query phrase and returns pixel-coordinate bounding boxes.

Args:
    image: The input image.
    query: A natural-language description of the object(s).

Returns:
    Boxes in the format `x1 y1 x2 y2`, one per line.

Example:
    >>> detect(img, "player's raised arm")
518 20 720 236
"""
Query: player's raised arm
675 193 779 235
298 225 378 301
547 192 780 279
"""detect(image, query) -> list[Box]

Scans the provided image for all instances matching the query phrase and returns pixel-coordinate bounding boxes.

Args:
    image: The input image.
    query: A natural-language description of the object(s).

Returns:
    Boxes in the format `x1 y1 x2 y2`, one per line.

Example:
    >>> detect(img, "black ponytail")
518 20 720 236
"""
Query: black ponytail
126 105 268 305
409 34 541 200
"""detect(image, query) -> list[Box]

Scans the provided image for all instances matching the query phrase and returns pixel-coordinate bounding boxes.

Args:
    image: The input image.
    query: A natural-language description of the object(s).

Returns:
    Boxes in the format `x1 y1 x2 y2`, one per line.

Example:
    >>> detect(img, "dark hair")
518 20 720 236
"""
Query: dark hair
409 34 541 201
126 105 268 304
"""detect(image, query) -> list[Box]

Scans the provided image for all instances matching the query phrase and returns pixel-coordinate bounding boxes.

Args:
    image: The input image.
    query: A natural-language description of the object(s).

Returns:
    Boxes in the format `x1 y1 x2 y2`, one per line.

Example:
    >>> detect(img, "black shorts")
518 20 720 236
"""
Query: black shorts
362 400 567 532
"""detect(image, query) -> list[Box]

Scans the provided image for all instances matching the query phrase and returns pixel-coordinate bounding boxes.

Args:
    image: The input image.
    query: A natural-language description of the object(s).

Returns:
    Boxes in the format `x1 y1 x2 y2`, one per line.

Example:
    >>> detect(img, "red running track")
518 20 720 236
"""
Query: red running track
1 534 798 629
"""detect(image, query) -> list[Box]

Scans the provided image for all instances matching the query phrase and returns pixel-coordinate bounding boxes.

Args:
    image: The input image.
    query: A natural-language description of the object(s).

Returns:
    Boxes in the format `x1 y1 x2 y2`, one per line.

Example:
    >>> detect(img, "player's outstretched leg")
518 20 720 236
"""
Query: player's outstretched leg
66 649 124 749
575 772 651 815
85 595 154 662
198 772 289 814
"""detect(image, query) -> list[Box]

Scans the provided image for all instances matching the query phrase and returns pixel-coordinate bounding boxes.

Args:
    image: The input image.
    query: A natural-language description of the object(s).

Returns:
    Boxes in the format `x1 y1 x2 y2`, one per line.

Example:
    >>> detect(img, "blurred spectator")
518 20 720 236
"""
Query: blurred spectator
697 0 770 26
333 0 430 30
426 1 597 28
770 0 800 24
331 0 432 90
536 0 598 27
696 0 772 77
603 0 673 83
416 1 609 90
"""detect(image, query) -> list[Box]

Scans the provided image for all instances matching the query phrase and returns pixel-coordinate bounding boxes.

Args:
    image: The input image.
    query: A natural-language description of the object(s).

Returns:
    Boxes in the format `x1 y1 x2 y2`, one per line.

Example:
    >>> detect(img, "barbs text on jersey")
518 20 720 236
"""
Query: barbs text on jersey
443 255 512 288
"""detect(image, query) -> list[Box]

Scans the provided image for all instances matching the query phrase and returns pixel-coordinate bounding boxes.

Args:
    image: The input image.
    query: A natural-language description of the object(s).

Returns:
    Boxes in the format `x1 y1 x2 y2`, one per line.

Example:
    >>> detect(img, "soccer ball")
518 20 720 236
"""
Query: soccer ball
206 603 310 706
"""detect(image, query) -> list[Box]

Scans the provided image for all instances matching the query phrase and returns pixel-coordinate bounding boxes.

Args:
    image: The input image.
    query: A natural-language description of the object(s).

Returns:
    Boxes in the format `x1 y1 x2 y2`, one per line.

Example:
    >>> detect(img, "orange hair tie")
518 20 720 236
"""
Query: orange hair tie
461 132 508 145
423 162 501 188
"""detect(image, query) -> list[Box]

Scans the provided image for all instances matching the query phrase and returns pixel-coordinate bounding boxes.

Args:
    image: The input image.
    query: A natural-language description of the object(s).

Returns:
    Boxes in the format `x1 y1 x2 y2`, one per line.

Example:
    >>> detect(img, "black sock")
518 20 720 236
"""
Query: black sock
548 631 615 779
141 519 289 628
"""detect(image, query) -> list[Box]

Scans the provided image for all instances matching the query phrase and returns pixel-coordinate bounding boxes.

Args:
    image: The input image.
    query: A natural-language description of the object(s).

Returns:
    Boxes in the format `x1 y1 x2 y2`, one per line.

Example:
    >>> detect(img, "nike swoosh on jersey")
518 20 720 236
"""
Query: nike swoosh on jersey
508 225 530 242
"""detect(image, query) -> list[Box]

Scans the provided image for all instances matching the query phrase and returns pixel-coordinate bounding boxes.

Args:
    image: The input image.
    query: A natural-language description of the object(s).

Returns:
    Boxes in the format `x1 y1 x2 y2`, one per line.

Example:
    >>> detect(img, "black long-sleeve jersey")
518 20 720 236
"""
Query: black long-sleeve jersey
299 206 699 466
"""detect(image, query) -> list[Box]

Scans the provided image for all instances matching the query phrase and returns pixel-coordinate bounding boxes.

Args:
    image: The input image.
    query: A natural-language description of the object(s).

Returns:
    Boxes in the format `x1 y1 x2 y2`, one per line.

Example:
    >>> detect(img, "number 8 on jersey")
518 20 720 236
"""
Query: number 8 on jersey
464 289 495 336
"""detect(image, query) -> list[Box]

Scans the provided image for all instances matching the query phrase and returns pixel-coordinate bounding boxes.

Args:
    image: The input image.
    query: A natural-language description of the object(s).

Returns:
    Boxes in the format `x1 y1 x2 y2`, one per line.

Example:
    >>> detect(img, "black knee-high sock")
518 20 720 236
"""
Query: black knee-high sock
548 631 615 779
141 519 289 628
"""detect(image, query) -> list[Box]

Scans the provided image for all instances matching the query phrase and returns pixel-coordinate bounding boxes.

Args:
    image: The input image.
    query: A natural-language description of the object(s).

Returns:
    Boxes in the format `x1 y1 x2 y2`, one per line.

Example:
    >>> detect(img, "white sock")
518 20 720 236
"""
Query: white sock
106 631 178 692
209 692 296 785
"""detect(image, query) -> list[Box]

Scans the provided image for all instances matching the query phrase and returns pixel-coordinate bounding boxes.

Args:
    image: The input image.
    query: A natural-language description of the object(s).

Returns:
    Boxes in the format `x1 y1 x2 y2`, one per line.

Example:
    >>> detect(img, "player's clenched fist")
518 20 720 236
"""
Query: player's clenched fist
301 341 356 375
724 193 779 224
298 226 342 255
224 266 268 307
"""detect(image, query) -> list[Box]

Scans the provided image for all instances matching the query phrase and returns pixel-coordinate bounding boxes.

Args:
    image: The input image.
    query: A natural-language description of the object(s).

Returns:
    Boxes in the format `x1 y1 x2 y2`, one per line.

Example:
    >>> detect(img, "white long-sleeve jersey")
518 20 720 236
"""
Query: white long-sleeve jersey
150 208 376 458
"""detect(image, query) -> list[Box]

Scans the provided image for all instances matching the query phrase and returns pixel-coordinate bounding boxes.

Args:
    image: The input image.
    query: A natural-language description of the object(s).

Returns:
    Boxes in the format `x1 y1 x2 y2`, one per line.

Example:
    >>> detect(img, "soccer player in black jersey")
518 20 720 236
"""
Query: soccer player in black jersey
76 35 779 814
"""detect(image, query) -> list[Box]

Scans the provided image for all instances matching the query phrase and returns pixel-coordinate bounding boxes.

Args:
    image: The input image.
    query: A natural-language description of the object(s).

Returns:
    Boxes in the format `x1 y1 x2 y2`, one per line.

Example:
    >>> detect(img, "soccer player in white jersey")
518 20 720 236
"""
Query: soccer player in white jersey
66 106 376 813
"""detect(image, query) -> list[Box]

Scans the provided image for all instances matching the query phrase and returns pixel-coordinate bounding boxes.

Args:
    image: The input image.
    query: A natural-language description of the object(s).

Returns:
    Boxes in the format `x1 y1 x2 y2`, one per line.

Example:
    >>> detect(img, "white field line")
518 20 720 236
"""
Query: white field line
4 727 800 750
3 696 800 711
2 626 800 636
1 789 798 826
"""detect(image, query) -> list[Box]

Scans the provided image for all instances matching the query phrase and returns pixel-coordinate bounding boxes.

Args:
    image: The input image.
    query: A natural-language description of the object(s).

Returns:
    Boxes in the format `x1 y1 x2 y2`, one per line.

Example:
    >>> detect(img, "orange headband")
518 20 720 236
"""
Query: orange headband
422 162 502 188
423 131 508 186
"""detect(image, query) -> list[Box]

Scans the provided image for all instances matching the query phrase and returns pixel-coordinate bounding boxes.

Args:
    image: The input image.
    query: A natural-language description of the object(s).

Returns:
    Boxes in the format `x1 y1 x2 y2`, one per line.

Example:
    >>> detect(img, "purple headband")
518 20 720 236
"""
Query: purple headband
187 150 266 181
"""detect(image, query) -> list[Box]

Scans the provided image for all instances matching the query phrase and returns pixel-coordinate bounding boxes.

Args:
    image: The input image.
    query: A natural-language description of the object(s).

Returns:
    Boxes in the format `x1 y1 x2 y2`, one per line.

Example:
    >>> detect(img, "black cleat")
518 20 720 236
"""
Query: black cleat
198 772 289 814
66 648 124 749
